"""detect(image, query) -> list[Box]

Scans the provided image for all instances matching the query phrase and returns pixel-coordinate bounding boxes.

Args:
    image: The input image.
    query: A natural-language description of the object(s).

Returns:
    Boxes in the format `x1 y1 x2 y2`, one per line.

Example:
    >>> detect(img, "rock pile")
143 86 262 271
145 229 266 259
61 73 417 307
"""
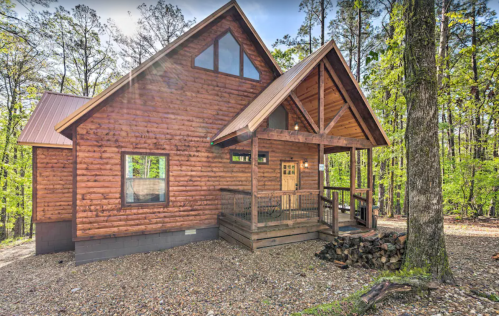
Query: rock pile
315 231 407 270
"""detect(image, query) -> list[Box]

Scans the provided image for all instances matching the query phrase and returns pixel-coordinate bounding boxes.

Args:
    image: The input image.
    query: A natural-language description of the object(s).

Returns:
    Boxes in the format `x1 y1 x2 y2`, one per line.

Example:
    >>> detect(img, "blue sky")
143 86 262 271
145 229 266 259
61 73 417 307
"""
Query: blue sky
17 0 499 51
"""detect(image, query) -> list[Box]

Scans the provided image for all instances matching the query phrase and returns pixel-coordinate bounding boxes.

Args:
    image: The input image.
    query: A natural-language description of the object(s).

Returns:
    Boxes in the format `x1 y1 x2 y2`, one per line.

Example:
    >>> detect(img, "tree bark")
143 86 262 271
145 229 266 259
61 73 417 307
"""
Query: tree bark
403 0 454 283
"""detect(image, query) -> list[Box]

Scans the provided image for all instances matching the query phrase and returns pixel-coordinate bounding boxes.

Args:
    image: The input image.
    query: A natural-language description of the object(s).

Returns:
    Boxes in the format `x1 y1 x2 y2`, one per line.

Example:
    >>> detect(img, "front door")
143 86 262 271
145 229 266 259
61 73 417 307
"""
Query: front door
281 162 299 209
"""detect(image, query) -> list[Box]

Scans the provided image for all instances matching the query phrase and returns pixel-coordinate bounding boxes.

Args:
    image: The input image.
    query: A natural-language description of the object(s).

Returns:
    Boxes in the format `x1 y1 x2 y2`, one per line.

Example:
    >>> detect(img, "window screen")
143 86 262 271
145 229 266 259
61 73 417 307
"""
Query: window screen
268 105 288 130
124 154 168 205
194 44 214 70
243 52 260 80
218 32 240 76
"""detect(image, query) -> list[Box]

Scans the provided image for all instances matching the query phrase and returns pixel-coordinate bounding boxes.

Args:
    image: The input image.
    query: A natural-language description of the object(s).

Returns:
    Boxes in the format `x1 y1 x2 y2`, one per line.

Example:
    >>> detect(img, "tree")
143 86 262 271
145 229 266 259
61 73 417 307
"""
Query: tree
66 5 119 97
403 0 454 283
110 1 195 71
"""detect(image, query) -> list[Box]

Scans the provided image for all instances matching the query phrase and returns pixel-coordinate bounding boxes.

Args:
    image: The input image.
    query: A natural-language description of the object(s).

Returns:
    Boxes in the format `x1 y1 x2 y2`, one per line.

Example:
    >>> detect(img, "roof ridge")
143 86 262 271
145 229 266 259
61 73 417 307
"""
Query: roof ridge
45 91 92 99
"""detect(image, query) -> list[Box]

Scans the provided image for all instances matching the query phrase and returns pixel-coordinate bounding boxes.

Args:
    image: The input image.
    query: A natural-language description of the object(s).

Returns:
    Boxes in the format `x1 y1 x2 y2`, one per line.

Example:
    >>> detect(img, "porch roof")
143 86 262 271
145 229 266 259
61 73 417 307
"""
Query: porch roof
211 41 390 147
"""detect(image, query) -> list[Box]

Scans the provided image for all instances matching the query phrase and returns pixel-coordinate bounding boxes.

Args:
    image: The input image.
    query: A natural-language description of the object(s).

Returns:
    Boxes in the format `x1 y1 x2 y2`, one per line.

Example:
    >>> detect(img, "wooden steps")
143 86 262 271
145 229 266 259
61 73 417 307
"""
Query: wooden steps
219 216 329 250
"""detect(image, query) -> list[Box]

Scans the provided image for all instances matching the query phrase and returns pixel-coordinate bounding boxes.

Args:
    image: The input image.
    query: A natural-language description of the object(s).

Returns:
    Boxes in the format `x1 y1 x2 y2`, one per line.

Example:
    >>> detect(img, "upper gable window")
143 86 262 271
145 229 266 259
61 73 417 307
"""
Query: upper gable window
269 105 288 130
193 29 260 81
243 52 259 80
194 44 214 70
219 33 240 76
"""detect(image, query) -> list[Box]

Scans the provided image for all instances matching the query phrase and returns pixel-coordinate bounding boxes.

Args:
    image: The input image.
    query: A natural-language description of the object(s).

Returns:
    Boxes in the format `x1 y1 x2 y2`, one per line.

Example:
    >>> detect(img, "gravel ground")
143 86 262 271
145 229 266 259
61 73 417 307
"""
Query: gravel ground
0 220 497 316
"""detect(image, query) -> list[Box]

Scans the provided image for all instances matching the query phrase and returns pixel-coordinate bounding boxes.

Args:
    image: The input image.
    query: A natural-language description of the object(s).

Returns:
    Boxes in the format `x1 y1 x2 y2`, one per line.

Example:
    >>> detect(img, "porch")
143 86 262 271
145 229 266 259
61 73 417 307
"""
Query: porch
211 52 385 250
218 182 372 250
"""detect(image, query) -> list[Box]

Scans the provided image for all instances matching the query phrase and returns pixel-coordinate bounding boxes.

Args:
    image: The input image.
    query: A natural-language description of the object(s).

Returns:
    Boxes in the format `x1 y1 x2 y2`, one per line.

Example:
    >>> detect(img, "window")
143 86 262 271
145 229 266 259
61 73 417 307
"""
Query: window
193 30 260 81
243 52 259 80
218 32 240 76
268 105 288 130
230 150 269 165
194 45 214 70
122 152 169 207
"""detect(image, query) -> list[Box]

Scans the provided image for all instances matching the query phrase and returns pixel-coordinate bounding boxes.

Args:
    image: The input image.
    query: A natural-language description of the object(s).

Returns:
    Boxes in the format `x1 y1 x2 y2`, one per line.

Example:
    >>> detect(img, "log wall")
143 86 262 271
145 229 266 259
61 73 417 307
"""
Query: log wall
75 13 319 239
34 147 73 223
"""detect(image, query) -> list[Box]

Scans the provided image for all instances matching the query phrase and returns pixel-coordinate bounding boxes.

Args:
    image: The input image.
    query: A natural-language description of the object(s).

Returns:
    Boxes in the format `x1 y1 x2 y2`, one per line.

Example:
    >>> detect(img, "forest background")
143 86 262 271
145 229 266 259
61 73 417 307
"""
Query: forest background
0 0 498 241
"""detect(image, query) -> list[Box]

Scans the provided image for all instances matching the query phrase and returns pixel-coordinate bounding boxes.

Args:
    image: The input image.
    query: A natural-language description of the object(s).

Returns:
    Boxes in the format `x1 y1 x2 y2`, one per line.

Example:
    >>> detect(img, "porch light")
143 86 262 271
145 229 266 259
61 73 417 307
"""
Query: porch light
294 122 299 131
303 159 309 168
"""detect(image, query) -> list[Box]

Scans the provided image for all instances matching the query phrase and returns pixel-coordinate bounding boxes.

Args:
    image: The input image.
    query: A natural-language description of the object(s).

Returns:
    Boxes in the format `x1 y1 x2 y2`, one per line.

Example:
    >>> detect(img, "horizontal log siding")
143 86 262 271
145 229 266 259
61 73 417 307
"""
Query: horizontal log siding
35 147 73 222
75 14 318 238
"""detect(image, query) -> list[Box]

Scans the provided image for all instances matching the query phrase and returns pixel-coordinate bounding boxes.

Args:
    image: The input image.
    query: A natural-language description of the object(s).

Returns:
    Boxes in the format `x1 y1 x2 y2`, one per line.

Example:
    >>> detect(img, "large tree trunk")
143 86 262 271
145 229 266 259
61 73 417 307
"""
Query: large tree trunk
403 0 454 283
379 160 386 216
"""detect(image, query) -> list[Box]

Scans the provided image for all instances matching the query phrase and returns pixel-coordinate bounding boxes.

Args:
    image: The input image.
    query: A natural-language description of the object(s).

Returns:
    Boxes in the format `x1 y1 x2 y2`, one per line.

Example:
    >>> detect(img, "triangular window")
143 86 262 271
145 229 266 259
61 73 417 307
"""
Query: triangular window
218 32 240 76
194 44 214 70
268 105 288 130
193 30 260 81
243 52 259 80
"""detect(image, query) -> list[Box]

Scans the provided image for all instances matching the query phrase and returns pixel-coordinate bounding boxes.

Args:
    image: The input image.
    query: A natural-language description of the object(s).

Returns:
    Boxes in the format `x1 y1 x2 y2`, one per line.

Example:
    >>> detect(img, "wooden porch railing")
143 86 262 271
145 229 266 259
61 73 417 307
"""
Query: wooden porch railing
321 192 339 235
324 186 350 212
256 190 319 227
220 189 320 229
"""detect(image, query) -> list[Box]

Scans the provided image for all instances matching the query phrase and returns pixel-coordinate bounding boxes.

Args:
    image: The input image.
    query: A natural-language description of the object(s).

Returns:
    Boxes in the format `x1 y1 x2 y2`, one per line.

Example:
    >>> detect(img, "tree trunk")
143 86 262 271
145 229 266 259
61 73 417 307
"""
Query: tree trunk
357 6 362 82
379 160 386 216
403 0 454 283
320 0 325 46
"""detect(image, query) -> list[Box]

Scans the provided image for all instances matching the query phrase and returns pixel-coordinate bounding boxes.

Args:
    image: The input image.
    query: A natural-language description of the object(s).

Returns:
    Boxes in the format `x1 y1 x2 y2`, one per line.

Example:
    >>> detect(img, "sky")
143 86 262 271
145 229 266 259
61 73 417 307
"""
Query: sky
16 0 499 52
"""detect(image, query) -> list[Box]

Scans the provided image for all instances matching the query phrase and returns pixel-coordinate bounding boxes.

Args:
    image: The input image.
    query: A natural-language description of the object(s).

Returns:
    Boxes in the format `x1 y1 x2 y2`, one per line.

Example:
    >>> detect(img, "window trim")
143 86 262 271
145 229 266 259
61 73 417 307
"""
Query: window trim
192 28 262 82
121 151 170 209
229 149 269 165
267 105 289 130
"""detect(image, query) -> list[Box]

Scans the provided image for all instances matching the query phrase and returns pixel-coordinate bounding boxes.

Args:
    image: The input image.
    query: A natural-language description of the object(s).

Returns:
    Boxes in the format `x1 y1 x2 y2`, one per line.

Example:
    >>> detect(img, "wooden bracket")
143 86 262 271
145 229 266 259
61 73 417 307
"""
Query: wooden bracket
324 103 349 135
290 92 319 134
323 58 376 145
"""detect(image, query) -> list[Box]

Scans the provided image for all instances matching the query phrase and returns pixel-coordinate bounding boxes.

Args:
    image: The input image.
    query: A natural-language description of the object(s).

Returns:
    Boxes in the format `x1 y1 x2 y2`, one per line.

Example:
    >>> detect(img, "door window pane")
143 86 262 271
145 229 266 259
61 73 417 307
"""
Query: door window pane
243 52 259 80
194 44 214 70
218 32 240 76
125 154 167 204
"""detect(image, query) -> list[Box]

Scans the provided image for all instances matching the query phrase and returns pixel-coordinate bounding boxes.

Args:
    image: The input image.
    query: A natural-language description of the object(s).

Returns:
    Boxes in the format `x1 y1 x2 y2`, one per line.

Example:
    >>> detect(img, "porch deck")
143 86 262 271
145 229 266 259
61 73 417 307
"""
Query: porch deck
219 188 367 250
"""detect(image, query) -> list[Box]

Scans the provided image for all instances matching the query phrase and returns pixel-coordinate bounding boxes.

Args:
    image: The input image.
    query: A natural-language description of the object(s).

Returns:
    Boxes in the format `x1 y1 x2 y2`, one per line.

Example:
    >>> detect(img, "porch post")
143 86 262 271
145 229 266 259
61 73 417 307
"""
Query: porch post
319 144 324 221
251 134 258 231
366 148 373 228
350 147 356 221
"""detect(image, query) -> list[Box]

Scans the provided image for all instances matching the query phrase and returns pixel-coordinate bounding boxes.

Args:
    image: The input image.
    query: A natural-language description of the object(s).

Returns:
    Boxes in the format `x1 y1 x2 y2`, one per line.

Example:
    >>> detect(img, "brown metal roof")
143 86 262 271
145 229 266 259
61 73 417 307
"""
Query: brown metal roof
212 41 334 142
18 92 91 148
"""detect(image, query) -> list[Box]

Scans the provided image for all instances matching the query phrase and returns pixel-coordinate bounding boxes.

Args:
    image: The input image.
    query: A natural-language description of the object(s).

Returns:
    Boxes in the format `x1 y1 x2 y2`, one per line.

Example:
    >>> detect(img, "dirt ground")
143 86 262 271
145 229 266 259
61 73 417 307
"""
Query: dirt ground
0 219 497 315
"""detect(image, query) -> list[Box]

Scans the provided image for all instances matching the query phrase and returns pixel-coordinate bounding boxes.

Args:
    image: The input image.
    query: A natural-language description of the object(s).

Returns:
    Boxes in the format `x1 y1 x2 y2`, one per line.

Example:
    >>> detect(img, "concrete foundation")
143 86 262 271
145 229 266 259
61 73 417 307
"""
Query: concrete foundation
74 227 219 265
36 221 75 254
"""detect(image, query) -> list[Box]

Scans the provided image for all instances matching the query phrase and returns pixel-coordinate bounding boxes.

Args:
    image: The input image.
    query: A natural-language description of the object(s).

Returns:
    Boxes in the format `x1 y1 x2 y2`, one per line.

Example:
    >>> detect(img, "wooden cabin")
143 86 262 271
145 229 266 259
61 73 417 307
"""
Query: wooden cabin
18 0 389 264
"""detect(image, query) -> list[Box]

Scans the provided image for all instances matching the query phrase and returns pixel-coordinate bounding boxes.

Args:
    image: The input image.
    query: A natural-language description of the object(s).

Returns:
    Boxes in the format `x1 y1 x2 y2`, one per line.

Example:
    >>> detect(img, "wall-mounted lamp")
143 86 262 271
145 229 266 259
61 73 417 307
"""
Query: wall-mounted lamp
303 159 309 169
294 122 299 131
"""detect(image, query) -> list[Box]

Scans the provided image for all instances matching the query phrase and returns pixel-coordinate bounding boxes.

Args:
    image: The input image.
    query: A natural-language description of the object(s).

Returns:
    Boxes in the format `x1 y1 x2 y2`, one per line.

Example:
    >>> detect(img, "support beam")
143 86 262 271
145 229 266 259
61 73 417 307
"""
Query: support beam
367 148 373 228
256 128 373 148
319 61 325 133
350 147 356 221
324 146 350 154
324 103 349 135
323 58 376 145
332 191 339 236
319 144 324 221
290 92 319 134
251 134 258 231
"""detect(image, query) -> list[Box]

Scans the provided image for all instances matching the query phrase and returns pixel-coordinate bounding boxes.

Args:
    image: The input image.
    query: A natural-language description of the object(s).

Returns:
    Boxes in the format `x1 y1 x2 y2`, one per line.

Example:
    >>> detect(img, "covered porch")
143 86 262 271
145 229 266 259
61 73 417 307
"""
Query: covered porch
212 41 388 250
